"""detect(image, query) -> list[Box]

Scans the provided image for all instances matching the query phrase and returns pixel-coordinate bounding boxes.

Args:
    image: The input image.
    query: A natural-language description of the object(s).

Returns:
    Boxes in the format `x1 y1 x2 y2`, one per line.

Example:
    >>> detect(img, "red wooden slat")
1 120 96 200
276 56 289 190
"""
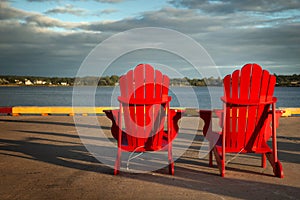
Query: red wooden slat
239 64 251 100
133 64 147 146
231 70 240 101
253 70 271 151
262 74 276 150
249 64 263 101
222 74 231 149
126 71 135 131
223 75 231 101
259 70 270 102
120 72 133 147
161 75 170 147
152 74 168 148
257 72 276 151
237 65 252 150
162 75 170 98
245 64 262 151
266 75 276 102
155 70 163 99
125 70 136 146
145 64 155 100
255 104 269 151
145 64 154 129
127 70 135 99
134 64 145 100
228 70 240 149
146 65 155 145
152 70 163 147
119 75 126 98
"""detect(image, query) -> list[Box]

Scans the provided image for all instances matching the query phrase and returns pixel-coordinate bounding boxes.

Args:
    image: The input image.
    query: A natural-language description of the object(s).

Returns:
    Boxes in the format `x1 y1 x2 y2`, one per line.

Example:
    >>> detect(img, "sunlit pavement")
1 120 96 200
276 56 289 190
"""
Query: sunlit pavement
0 115 299 200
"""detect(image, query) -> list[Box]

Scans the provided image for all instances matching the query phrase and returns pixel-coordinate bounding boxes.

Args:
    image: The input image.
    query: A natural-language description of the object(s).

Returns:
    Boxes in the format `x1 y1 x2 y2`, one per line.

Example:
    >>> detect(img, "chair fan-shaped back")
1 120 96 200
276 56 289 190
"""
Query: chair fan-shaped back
222 63 276 152
118 64 170 148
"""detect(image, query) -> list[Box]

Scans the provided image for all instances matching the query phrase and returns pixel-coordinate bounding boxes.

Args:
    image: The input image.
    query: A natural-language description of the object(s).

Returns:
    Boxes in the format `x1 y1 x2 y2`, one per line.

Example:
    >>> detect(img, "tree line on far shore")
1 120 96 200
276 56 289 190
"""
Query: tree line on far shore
0 74 299 87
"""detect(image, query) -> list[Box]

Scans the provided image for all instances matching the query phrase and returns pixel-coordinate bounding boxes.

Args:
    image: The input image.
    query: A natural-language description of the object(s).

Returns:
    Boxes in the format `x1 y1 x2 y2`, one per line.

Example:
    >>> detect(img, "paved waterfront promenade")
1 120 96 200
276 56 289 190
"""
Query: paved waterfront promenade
0 115 299 199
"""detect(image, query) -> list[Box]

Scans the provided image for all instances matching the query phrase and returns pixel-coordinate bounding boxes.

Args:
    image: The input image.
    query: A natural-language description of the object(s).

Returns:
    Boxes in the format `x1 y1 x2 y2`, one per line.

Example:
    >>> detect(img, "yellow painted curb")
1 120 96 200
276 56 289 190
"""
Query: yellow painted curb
9 106 299 117
279 107 300 117
12 106 116 115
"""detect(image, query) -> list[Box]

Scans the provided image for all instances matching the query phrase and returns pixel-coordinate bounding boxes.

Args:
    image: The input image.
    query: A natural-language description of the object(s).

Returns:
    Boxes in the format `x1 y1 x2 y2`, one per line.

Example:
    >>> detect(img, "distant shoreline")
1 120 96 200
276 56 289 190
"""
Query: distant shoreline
1 74 300 87
0 84 299 87
0 84 70 87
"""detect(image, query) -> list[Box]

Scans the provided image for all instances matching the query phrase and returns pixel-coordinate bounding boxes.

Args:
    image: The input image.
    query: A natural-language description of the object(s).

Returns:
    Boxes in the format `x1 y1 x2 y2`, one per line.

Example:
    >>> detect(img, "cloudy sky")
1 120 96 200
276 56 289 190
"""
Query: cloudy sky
0 0 299 78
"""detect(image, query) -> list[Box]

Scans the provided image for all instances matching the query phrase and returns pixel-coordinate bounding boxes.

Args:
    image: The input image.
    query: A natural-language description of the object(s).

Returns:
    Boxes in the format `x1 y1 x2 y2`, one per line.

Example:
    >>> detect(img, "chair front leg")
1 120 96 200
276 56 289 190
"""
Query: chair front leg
114 148 121 175
209 151 213 167
167 104 174 175
114 103 123 175
261 153 266 168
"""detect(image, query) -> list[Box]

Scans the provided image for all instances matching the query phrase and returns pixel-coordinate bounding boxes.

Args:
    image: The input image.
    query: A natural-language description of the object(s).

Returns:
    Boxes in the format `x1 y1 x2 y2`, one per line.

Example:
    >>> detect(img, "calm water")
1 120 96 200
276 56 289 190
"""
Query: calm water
0 86 299 109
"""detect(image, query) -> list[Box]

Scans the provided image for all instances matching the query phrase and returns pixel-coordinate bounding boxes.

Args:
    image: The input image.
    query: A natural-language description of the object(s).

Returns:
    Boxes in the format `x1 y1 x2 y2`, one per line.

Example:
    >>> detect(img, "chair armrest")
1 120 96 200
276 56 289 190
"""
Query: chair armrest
199 110 212 136
118 96 172 105
169 108 185 137
199 110 222 145
221 97 277 106
104 109 120 140
264 110 285 139
104 108 185 142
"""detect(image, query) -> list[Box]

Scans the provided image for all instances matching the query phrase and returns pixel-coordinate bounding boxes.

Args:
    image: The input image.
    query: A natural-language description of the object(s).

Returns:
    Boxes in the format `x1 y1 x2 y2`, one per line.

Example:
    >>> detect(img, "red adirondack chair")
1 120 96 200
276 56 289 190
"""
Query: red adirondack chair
104 64 184 175
200 63 284 178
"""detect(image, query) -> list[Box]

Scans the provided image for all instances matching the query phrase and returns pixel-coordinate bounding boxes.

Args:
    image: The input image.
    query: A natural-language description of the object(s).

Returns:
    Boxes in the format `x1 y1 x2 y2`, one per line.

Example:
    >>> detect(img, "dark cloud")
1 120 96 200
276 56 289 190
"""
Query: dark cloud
27 0 124 3
0 2 31 20
0 2 83 29
0 3 105 76
0 19 103 76
79 7 227 33
0 1 299 77
45 5 88 16
45 5 119 17
169 0 300 14
64 5 300 75
198 23 300 68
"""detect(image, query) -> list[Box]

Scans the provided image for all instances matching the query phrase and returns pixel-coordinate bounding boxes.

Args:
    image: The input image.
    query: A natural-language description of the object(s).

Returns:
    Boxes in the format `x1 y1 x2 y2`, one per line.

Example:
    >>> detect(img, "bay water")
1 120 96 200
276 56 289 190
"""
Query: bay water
0 86 299 109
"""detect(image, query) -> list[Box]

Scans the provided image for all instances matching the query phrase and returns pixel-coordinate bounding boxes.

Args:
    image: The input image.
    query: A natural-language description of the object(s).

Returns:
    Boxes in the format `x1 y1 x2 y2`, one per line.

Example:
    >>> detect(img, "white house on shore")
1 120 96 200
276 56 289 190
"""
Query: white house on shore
34 80 47 85
25 79 33 85
14 79 23 85
60 82 69 86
